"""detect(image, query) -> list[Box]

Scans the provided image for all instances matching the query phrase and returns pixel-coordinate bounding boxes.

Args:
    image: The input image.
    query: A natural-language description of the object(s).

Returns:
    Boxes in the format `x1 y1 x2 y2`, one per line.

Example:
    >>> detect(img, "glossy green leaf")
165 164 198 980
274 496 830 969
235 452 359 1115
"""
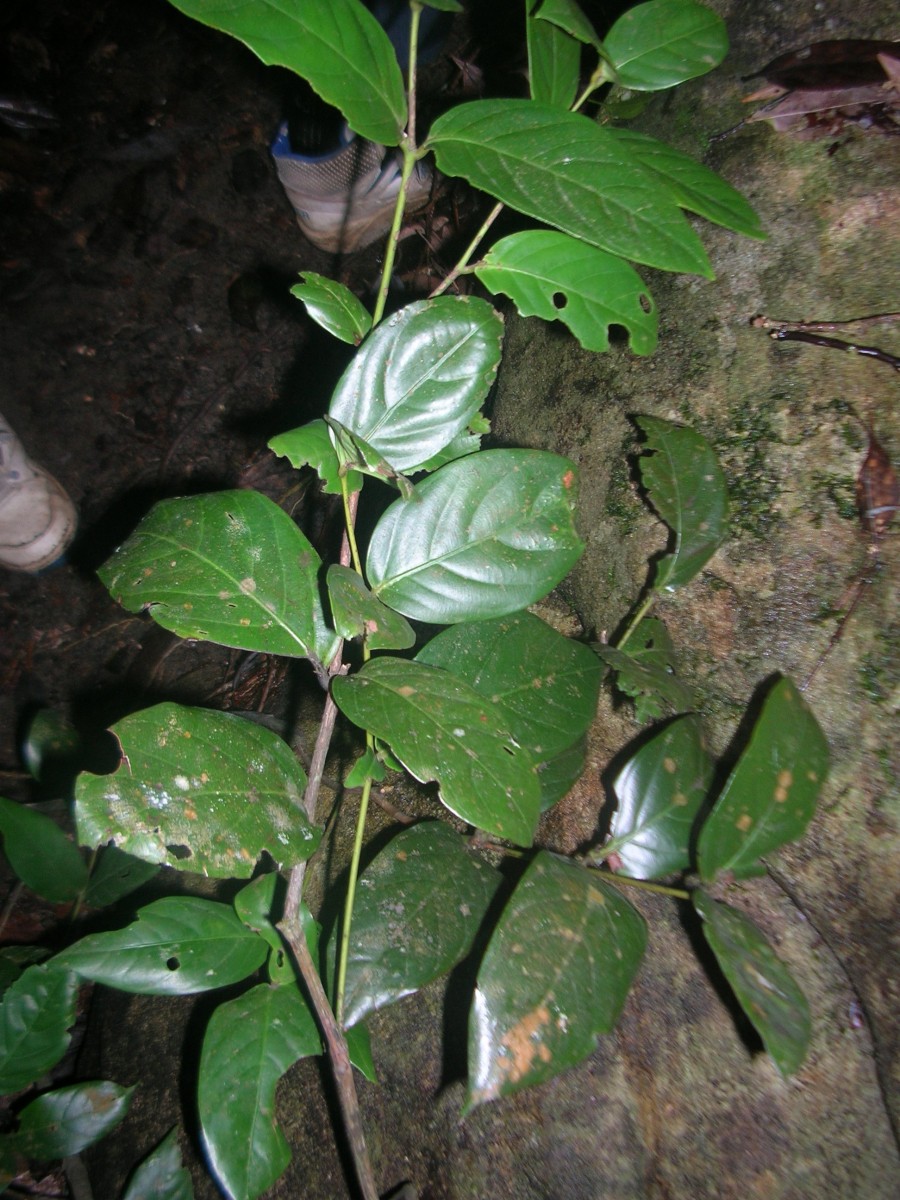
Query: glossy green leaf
54 896 267 995
697 678 828 882
603 0 728 91
233 872 283 961
22 709 82 783
0 965 78 1093
467 852 646 1107
341 822 500 1028
327 297 504 474
269 418 363 496
417 612 601 760
428 100 713 277
366 449 583 624
414 413 489 473
75 704 318 878
123 1127 194 1200
609 130 765 239
537 735 588 812
99 490 338 665
345 1022 377 1082
324 417 413 497
10 1080 133 1159
199 982 321 1200
166 0 406 146
604 715 712 879
528 8 580 108
83 845 160 909
333 659 542 846
636 415 728 591
594 617 693 722
694 891 811 1077
534 0 602 49
0 797 88 903
475 231 657 355
0 947 50 998
290 273 372 345
327 565 415 650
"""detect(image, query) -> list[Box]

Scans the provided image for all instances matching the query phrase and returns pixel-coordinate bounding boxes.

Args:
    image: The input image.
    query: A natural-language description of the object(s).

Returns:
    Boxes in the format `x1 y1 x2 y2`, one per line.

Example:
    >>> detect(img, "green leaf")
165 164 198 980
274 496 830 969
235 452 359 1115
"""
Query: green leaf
99 490 338 665
428 100 713 277
22 709 82 783
0 965 78 1093
166 0 406 146
0 947 51 999
233 872 284 961
269 418 363 496
324 417 414 497
366 449 583 624
327 565 415 650
290 273 372 345
475 231 657 355
333 659 542 846
527 8 580 108
697 678 828 882
467 852 646 1107
595 617 693 721
604 715 712 879
123 1127 194 1200
199 982 321 1200
534 0 602 49
340 822 501 1028
694 891 811 1077
54 896 267 995
345 1022 377 1082
537 734 588 812
603 0 728 91
636 415 728 591
10 1080 133 1159
609 130 765 240
75 704 318 878
83 845 160 909
0 797 88 903
419 0 463 11
327 297 504 474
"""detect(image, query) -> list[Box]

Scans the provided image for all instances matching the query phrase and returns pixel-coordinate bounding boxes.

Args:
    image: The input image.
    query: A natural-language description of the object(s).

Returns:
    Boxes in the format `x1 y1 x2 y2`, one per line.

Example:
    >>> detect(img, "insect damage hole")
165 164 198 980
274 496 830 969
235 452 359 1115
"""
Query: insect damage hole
551 292 567 311
166 956 180 971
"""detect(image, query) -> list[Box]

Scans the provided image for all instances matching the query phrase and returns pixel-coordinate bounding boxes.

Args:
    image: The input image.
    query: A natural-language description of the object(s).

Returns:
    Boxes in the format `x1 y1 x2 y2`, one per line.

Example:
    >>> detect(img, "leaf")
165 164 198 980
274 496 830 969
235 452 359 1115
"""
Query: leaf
604 715 712 879
123 1127 194 1200
697 678 828 882
527 7 580 108
475 231 658 355
0 947 51 999
857 426 899 540
324 417 414 497
340 822 501 1028
595 617 693 721
0 797 88 903
290 273 372 345
534 0 602 50
10 1080 134 1159
636 415 729 591
603 0 728 91
467 852 646 1108
83 845 160 909
75 703 318 878
0 965 78 1093
609 130 765 240
333 658 543 846
199 982 320 1200
99 490 338 666
694 891 811 1077
345 1022 377 1082
366 449 583 624
326 565 415 650
537 734 588 812
327 297 504 474
428 100 713 277
269 419 363 496
53 896 267 995
21 709 82 784
419 0 463 11
166 0 406 146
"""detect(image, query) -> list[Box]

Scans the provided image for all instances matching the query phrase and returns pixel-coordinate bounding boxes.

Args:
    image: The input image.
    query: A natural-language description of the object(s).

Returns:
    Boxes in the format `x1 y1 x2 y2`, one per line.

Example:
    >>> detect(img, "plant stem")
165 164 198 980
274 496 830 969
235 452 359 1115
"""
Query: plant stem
429 200 504 298
335 767 374 1026
613 589 656 650
589 868 690 901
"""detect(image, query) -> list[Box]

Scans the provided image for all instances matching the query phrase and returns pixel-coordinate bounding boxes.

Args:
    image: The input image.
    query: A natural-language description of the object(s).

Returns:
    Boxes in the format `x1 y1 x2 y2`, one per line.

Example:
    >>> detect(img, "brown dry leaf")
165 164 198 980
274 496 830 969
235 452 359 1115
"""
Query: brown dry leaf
857 430 899 540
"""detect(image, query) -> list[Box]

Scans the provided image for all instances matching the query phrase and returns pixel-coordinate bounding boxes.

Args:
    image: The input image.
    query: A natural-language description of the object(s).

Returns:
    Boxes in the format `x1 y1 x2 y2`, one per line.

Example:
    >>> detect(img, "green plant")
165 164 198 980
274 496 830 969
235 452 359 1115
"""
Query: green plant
0 3 829 1198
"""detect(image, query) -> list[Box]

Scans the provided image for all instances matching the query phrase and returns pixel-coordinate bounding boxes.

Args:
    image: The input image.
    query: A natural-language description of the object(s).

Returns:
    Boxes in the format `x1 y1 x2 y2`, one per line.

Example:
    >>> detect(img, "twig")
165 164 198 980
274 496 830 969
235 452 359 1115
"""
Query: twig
765 328 900 372
751 311 900 333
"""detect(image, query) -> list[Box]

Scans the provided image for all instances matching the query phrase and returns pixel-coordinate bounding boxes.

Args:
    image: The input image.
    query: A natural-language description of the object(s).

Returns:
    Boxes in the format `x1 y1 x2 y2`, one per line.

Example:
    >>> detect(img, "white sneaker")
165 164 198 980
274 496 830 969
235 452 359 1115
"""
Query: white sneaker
0 412 77 572
271 123 434 254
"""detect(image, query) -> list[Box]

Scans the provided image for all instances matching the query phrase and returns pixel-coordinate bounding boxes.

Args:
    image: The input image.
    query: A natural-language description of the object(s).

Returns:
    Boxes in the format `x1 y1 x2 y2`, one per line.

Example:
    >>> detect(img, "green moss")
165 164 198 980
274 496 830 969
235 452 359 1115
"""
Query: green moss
715 398 783 538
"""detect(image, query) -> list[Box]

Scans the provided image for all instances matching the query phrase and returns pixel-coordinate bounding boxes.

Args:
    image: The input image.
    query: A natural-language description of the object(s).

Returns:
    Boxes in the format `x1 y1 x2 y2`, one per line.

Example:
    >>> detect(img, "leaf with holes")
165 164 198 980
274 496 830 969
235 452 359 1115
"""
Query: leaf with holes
604 715 712 879
167 0 405 145
697 677 828 882
636 416 728 591
527 5 580 107
428 100 712 277
467 851 646 1108
199 982 321 1200
333 658 542 846
53 896 267 995
99 490 338 665
123 1128 194 1200
366 450 583 624
476 231 657 355
269 419 363 496
594 617 693 722
290 273 372 345
0 797 88 903
327 565 415 650
328 297 503 474
75 703 318 877
694 890 811 1077
0 964 78 1093
604 0 728 91
7 1081 134 1160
